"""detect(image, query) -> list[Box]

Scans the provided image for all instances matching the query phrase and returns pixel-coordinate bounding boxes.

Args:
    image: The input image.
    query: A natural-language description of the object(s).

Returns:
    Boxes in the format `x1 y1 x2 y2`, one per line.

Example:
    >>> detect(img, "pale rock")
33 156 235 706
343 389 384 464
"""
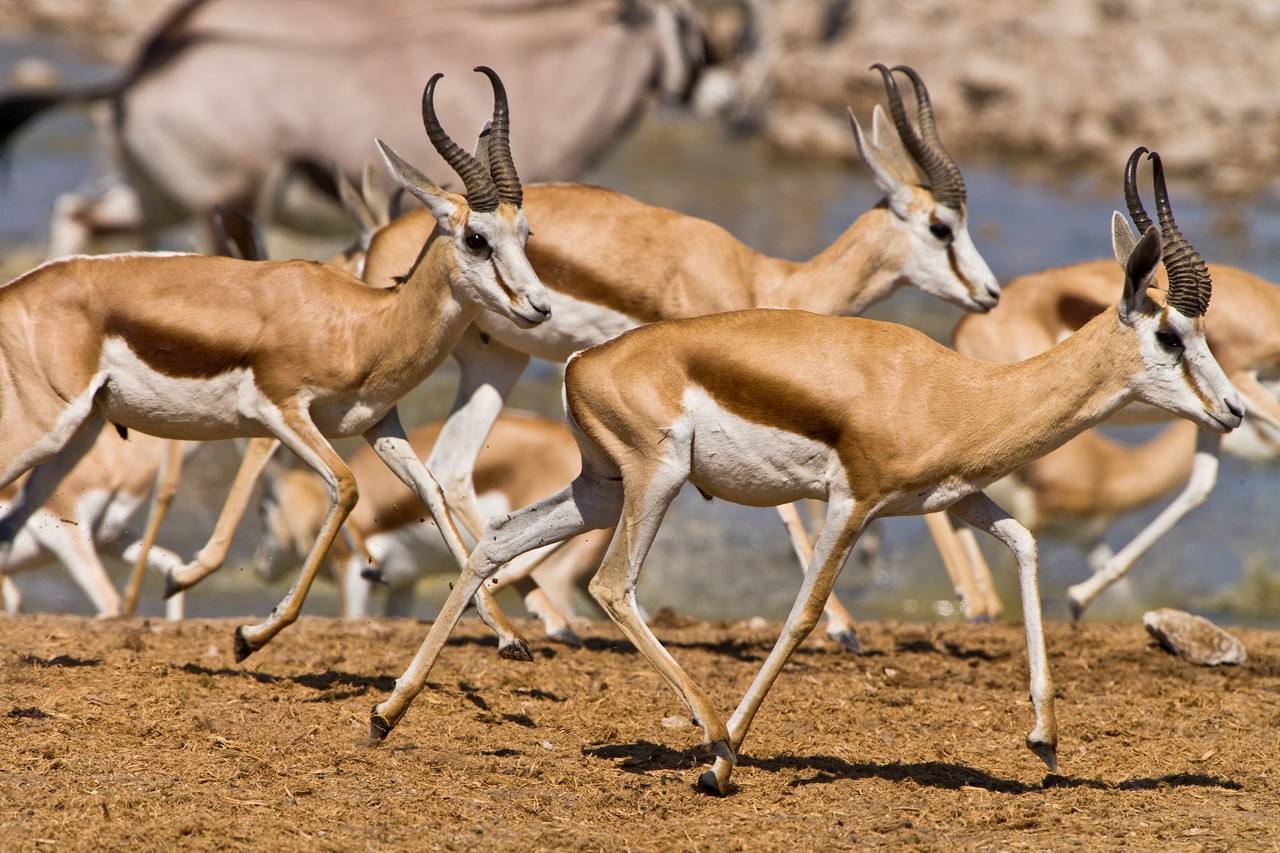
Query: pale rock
1143 608 1246 666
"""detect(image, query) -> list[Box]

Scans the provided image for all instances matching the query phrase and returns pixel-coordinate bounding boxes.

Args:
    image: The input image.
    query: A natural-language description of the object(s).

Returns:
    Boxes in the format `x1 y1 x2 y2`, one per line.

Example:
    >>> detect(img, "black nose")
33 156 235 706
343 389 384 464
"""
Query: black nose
1226 398 1245 419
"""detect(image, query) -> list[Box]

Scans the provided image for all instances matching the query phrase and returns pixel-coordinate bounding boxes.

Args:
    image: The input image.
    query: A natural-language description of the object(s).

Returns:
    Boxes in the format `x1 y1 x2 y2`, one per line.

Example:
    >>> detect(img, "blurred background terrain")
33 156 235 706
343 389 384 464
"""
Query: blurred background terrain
0 0 1277 627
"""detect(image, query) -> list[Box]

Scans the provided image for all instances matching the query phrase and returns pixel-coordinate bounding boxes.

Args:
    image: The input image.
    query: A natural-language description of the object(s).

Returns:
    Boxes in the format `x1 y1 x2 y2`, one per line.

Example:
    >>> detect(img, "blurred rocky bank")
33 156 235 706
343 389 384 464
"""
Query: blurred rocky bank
3 0 1279 195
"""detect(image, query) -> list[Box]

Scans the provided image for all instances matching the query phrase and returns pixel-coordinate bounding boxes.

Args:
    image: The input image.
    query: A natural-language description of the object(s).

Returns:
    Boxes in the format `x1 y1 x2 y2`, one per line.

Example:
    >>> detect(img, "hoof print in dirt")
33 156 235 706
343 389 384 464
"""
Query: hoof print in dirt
498 640 534 662
1143 608 1246 666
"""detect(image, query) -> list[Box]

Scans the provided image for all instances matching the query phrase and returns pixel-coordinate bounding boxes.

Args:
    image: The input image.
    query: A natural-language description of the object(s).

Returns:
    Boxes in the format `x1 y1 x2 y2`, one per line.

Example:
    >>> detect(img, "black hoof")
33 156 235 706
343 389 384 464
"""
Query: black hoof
1027 739 1058 774
369 709 392 741
1068 598 1085 625
696 769 732 796
547 627 583 648
498 639 534 662
232 626 256 663
829 630 864 655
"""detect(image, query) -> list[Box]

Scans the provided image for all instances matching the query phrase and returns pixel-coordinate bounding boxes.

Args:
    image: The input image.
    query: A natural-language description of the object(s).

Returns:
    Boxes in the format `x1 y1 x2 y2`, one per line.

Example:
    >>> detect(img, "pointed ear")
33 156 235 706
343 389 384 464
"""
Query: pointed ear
335 163 377 237
870 104 919 184
375 138 465 232
849 106 912 217
1120 224 1161 325
1110 211 1137 266
361 158 392 228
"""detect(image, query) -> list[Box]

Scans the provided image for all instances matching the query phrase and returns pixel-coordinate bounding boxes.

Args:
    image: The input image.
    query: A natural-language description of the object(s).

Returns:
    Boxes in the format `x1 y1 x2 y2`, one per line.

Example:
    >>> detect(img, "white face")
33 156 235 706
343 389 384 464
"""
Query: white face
449 207 552 328
1114 216 1244 432
1127 306 1243 432
850 107 999 313
895 198 1000 313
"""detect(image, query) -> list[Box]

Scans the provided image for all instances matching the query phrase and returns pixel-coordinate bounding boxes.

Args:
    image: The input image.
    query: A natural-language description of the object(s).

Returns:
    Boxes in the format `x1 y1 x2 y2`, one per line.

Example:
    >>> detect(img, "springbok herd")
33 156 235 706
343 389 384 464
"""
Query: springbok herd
1 59 1275 795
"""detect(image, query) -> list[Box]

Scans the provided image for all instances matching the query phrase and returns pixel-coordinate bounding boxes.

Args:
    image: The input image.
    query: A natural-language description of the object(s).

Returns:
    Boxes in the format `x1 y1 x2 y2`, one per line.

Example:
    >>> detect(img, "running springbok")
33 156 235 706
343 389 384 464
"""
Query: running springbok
366 149 1243 794
0 68 550 662
160 64 1000 655
0 430 191 619
253 410 608 636
926 149 1280 620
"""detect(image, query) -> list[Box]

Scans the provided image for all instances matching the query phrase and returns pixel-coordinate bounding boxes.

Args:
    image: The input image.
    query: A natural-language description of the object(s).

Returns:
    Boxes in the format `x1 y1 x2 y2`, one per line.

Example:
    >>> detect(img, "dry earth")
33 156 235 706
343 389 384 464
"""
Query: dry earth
2 614 1277 850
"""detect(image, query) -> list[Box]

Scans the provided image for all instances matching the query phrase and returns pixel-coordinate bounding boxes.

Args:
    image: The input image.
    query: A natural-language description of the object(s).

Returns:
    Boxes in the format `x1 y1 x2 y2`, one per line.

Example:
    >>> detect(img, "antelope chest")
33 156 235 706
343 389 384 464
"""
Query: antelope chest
682 387 839 506
474 290 641 362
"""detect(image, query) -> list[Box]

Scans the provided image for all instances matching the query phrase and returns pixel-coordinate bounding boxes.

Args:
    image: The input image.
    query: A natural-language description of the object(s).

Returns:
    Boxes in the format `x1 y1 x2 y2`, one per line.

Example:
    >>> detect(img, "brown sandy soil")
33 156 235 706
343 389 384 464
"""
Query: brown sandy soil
1 614 1277 850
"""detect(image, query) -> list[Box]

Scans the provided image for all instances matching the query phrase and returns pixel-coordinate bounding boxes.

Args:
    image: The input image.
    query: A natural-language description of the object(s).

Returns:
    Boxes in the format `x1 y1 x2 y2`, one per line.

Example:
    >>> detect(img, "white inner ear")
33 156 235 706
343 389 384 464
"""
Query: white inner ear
1111 210 1138 266
375 138 460 230
850 107 912 215
870 104 918 184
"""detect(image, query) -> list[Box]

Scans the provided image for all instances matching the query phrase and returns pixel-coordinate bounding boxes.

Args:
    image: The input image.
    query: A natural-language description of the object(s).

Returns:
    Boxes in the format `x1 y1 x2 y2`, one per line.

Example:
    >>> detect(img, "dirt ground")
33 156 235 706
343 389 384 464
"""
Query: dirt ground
1 614 1277 851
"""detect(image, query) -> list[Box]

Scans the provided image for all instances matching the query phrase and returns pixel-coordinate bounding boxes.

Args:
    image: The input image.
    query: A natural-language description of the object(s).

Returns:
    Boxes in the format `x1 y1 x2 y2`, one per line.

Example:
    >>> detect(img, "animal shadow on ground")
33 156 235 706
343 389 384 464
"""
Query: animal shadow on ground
174 662 396 700
584 741 1244 794
18 653 102 668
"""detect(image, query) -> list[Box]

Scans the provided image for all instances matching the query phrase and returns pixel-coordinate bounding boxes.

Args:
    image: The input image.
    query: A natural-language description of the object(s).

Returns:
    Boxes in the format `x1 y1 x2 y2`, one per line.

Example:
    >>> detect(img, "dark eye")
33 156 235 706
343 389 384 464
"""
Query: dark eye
1155 330 1183 352
465 231 489 254
929 222 953 242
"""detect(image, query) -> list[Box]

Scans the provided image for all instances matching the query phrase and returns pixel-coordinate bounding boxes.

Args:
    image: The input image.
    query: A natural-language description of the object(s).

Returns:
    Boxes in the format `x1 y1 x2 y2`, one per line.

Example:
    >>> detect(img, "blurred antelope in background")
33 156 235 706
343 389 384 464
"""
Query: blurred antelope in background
0 69 551 665
366 151 1244 794
0 0 706 256
927 150 1280 620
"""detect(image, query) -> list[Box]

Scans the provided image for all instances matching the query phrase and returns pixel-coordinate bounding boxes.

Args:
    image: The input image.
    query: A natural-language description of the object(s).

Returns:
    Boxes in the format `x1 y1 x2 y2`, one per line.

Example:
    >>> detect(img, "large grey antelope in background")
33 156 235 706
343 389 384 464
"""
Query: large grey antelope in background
0 0 705 255
156 64 1000 654
0 69 550 663
925 149 1280 621
366 149 1244 795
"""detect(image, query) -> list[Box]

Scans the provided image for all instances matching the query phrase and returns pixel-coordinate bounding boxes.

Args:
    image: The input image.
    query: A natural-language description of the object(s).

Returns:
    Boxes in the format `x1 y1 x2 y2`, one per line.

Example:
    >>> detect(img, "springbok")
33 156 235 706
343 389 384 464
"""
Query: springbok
0 68 550 662
365 149 1244 794
254 410 607 635
159 64 1001 655
0 430 191 619
0 0 705 256
926 149 1280 620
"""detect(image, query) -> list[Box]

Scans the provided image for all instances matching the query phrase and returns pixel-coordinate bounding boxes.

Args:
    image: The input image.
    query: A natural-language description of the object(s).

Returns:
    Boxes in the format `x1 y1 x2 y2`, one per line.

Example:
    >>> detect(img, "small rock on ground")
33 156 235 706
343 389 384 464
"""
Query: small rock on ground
1143 608 1247 666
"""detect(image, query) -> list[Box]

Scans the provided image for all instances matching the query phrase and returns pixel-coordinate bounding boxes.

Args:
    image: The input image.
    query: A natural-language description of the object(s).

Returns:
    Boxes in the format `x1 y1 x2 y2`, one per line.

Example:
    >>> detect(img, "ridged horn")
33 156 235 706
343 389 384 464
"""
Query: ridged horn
1123 146 1155 237
474 66 523 207
1149 151 1211 318
870 63 965 210
890 64 965 209
421 73 498 212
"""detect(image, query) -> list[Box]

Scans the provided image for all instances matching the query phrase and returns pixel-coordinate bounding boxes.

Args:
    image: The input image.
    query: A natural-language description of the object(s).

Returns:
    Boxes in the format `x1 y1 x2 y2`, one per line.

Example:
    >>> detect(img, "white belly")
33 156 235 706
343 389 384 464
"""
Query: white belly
475 290 640 362
97 339 271 439
683 387 839 506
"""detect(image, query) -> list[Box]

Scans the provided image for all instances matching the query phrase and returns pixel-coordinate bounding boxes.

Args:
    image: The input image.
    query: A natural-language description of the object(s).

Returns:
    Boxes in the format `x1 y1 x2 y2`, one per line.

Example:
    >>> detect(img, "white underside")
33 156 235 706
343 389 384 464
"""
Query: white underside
474 290 640 363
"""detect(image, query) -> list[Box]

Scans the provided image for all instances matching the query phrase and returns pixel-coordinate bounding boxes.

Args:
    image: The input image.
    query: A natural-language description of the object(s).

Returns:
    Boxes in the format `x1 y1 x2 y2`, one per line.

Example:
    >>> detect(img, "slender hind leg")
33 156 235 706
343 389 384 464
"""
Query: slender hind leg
122 439 185 616
166 437 279 596
776 502 863 653
924 512 988 619
371 471 623 738
234 414 356 660
0 414 105 550
949 492 1057 772
1068 429 1220 620
34 517 121 616
365 408 532 659
706 498 865 794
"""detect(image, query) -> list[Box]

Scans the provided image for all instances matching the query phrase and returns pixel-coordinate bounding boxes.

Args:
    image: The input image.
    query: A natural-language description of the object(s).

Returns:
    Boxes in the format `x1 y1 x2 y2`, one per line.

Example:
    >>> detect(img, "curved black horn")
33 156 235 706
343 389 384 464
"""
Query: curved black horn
474 66 522 207
421 73 499 212
891 64 965 208
1123 146 1154 237
869 63 964 210
1148 151 1211 317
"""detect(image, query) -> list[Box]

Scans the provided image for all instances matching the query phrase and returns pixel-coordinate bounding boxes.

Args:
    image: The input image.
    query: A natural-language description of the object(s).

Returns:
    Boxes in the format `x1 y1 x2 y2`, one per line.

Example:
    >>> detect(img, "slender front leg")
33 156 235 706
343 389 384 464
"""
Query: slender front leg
123 439 185 616
1066 429 1221 620
234 417 355 661
775 502 863 652
923 512 987 619
371 472 622 738
949 492 1057 772
366 406 533 660
166 437 279 596
708 500 864 794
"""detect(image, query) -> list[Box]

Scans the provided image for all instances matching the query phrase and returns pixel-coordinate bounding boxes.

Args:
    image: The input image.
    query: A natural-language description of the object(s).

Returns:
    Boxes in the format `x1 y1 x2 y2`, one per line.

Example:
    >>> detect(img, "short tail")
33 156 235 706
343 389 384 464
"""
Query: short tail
0 80 122 157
